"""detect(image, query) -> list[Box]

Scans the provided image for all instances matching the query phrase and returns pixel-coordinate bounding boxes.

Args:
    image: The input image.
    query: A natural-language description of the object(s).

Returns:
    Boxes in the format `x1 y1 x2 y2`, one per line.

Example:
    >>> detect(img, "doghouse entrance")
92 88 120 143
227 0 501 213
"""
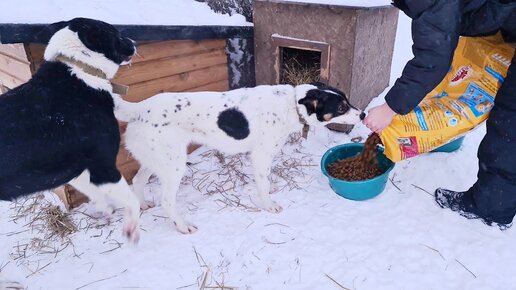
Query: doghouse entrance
271 35 330 85
280 47 321 85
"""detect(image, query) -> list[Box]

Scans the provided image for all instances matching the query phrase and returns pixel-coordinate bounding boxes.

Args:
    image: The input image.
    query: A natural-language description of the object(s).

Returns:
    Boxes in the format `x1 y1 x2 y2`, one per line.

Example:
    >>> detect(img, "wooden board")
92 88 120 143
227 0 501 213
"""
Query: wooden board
189 79 229 92
0 44 28 62
0 69 26 89
131 39 226 64
123 63 228 102
115 48 227 85
0 53 32 81
26 43 46 73
0 82 8 94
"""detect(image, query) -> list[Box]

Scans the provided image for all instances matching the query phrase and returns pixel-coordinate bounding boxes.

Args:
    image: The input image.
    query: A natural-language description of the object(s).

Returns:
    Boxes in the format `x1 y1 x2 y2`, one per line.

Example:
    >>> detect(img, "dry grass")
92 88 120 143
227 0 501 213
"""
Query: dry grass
192 247 238 290
6 193 124 275
9 193 76 242
183 135 315 212
281 57 321 86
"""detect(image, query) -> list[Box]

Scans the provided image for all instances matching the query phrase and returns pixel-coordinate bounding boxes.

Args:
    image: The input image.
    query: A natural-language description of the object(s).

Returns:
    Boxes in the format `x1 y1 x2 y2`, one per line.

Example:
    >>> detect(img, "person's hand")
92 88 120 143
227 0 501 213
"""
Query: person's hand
363 103 397 133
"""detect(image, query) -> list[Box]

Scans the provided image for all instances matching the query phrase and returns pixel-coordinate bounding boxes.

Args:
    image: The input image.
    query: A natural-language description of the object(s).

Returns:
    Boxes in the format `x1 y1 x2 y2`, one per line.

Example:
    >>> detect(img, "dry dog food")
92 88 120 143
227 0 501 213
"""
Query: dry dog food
328 134 384 181
381 34 515 162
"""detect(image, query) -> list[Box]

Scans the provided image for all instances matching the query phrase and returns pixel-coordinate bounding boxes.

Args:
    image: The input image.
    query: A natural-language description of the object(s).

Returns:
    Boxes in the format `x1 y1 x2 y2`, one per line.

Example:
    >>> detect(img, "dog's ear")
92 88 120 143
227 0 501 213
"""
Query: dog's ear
298 91 320 116
35 21 69 43
310 82 347 98
310 82 327 89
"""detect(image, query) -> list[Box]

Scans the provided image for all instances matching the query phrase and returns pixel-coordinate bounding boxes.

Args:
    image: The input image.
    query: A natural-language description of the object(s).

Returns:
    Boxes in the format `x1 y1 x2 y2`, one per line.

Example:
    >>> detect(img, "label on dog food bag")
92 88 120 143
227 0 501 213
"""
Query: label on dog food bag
381 34 515 162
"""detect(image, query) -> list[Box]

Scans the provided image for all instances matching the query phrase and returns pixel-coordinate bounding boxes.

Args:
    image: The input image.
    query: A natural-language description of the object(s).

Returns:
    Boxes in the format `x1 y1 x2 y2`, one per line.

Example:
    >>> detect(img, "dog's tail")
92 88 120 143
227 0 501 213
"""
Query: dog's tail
112 94 141 122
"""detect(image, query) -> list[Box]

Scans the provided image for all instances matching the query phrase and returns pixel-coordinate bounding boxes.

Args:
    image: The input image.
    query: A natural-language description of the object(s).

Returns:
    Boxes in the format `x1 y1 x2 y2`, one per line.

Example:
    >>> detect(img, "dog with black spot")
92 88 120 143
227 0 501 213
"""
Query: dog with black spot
114 83 365 234
0 18 141 243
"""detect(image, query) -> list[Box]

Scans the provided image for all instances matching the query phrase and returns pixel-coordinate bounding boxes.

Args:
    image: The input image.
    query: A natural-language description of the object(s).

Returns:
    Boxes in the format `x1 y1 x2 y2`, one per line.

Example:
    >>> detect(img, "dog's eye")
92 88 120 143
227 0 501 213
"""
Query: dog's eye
337 105 345 113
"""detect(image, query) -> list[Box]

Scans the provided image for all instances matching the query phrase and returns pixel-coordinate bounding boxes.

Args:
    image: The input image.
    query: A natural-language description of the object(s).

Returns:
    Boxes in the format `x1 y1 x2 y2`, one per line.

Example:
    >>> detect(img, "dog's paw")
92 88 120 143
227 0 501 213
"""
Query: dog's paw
174 220 198 234
122 220 140 244
140 200 155 211
93 202 115 218
263 201 283 214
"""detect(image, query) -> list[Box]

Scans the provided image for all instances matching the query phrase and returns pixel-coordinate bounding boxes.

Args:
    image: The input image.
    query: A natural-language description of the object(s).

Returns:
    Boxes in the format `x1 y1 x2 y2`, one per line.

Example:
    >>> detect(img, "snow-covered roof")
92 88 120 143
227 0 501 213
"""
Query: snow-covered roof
0 0 251 26
277 0 392 8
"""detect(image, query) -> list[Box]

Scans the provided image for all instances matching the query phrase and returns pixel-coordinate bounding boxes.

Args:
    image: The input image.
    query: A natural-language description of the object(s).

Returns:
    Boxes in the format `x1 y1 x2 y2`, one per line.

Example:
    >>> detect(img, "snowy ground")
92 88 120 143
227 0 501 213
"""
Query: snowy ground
0 0 250 26
2 12 516 290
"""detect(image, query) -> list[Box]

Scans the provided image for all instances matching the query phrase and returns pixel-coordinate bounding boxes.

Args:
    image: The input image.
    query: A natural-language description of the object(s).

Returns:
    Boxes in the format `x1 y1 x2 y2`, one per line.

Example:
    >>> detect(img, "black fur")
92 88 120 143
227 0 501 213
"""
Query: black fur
0 18 135 201
37 18 135 64
0 62 121 200
217 108 250 140
298 85 354 122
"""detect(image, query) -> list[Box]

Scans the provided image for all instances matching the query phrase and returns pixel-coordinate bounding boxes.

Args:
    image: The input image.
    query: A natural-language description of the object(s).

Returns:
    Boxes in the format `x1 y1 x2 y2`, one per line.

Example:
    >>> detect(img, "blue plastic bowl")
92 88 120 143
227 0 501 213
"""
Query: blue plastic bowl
431 136 465 153
321 143 395 201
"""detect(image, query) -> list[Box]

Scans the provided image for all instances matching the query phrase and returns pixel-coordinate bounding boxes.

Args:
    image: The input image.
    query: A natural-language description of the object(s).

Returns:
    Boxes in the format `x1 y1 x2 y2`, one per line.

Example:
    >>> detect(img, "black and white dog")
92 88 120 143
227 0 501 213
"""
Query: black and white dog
0 18 140 242
114 83 364 234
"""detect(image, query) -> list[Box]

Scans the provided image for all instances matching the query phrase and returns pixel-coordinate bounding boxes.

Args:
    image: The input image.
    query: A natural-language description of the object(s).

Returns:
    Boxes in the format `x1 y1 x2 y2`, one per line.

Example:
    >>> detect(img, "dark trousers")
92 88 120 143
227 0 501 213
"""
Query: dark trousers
467 53 516 224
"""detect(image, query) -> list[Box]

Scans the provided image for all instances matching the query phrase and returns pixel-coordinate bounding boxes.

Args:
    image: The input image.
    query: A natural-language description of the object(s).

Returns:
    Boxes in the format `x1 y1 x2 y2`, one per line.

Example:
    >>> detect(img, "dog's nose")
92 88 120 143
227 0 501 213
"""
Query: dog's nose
359 112 366 120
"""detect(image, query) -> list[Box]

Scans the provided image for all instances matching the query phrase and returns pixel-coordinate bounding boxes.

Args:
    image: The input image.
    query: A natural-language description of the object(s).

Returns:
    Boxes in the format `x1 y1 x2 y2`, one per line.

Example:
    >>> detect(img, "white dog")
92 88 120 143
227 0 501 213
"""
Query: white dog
114 83 364 233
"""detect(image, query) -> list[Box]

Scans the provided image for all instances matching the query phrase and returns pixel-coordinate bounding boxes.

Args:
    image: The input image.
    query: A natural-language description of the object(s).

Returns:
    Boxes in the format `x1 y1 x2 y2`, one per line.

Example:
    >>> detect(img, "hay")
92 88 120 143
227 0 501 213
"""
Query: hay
184 137 315 212
6 193 125 273
192 247 237 290
281 56 321 86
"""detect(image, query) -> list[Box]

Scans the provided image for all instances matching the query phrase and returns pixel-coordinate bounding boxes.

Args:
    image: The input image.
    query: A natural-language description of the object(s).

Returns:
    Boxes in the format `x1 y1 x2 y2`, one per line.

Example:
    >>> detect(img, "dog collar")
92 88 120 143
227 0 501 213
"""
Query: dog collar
295 102 310 139
55 54 128 95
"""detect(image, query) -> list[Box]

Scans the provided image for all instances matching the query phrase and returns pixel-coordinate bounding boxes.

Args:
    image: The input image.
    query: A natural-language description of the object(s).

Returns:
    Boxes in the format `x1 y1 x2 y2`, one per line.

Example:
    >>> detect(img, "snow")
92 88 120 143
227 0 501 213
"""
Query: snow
272 34 329 45
228 39 244 87
2 11 516 290
0 0 251 26
280 0 392 8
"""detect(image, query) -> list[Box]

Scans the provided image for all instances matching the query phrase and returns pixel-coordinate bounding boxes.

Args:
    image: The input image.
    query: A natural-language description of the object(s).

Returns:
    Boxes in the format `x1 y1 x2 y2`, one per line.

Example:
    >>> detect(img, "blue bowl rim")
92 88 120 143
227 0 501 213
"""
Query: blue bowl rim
320 143 395 185
431 136 465 152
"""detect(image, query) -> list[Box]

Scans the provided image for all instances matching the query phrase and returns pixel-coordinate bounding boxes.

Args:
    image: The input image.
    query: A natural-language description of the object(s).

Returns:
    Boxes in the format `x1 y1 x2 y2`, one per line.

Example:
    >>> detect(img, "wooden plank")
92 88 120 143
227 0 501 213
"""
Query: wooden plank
0 83 8 94
26 44 46 73
131 39 226 64
123 63 229 102
118 161 140 184
0 44 28 62
115 48 227 85
0 53 32 81
189 79 229 92
0 69 25 89
116 146 134 167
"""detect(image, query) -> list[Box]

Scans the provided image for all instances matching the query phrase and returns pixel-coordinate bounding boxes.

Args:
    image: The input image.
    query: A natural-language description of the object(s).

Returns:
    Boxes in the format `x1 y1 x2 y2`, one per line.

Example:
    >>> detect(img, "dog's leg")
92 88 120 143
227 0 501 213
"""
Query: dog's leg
157 144 197 234
132 167 155 210
250 150 283 213
69 170 141 243
67 171 113 216
97 178 141 243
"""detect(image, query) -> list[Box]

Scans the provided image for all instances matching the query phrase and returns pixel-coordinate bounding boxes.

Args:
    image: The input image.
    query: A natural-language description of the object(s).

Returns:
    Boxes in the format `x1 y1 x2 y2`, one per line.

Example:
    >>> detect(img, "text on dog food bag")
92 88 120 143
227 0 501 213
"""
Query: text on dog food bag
380 34 515 162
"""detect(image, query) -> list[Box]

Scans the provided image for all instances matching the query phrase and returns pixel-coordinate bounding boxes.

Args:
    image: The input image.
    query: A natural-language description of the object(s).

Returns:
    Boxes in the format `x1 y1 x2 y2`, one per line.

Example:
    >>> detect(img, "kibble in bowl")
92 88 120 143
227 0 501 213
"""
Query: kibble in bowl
320 137 395 200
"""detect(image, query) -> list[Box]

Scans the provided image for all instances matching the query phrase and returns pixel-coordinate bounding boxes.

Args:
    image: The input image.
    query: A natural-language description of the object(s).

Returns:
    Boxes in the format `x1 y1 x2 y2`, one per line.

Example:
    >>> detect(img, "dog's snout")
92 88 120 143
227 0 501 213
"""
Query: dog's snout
359 112 366 120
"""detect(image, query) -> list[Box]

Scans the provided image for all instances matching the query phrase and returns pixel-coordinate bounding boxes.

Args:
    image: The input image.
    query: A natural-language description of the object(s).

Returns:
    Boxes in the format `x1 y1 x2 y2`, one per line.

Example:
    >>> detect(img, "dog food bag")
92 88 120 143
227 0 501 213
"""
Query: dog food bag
381 34 515 162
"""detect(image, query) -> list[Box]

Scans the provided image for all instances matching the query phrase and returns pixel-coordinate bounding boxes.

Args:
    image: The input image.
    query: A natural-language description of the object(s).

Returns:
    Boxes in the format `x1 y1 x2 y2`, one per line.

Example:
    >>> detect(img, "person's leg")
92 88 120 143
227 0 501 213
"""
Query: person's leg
436 54 516 229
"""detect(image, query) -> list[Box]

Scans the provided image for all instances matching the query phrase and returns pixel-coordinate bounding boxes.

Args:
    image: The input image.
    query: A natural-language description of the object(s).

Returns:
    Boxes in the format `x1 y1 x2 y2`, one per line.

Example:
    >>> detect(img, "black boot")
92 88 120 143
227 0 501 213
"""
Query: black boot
435 188 513 230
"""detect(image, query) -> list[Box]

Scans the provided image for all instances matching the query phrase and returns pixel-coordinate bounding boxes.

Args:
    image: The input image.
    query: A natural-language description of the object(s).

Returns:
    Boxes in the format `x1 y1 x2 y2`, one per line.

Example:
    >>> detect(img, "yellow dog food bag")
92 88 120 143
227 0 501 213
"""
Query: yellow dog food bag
381 34 515 162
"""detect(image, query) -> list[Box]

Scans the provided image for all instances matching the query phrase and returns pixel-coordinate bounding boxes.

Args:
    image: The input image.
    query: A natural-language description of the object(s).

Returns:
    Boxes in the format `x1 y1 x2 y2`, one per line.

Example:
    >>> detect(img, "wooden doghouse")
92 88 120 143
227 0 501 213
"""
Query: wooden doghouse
253 0 398 110
0 24 254 208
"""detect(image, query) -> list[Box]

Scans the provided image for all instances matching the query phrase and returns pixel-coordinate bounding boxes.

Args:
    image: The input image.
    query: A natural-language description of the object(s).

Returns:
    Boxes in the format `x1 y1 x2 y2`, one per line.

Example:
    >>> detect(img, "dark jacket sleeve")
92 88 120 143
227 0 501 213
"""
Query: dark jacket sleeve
385 0 462 115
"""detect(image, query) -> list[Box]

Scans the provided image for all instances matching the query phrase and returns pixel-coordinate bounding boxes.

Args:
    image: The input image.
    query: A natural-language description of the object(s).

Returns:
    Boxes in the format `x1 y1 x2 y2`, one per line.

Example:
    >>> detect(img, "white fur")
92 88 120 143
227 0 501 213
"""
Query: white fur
44 27 119 91
115 84 362 233
68 170 140 242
